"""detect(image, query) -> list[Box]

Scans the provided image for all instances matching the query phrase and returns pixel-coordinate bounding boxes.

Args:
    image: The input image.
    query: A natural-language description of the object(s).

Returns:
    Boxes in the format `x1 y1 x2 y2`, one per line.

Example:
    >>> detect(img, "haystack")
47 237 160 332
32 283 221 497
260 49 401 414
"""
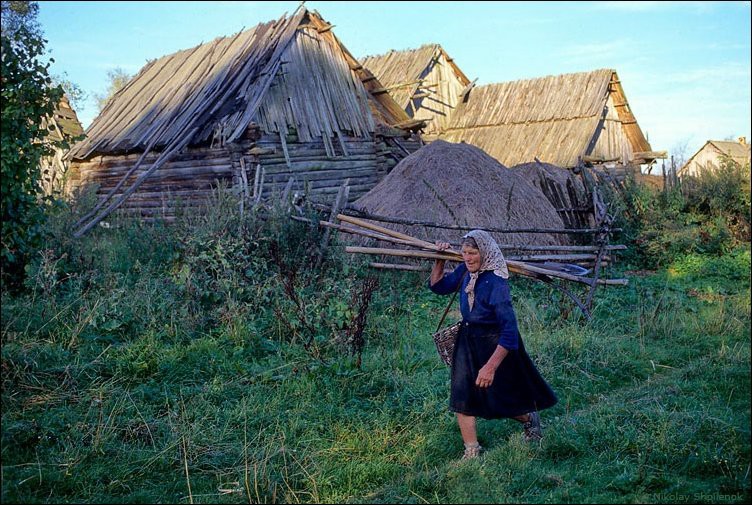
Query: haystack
511 161 594 230
350 140 569 247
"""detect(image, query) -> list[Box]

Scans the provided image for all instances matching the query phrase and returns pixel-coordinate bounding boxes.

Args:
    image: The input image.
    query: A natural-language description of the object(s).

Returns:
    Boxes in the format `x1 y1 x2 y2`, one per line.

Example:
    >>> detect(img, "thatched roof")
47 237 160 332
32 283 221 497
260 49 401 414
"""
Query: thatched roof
679 139 751 175
351 140 569 247
69 7 413 161
361 44 470 111
440 69 653 168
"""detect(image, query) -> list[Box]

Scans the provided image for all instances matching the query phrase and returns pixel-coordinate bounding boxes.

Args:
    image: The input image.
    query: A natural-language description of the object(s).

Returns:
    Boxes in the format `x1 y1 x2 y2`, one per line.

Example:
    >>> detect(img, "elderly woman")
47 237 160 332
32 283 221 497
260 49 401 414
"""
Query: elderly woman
429 230 557 459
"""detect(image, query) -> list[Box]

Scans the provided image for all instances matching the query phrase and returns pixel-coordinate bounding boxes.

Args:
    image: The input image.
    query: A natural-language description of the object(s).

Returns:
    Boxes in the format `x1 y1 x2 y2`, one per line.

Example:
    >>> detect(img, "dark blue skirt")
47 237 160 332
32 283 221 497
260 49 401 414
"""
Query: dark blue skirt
450 321 558 419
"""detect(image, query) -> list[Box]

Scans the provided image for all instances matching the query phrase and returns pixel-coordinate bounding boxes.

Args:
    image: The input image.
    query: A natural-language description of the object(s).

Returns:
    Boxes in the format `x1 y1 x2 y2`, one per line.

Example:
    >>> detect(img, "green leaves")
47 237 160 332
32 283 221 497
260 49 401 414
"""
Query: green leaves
1 21 66 287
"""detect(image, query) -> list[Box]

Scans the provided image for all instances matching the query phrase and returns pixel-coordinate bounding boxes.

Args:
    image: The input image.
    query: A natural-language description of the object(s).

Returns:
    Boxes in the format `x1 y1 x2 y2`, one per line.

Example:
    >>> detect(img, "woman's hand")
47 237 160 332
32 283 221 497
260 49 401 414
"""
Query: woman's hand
476 346 508 388
475 364 497 388
430 242 451 286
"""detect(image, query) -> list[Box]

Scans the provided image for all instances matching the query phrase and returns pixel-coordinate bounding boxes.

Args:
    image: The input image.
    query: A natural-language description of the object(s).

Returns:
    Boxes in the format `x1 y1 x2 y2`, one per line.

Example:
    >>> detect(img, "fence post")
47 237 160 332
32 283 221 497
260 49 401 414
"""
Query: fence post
315 179 350 269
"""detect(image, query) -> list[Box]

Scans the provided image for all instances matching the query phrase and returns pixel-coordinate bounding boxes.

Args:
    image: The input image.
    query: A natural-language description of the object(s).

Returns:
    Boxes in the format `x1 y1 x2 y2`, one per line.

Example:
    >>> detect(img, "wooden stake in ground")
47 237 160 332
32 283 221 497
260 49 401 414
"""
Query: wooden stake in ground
315 180 349 269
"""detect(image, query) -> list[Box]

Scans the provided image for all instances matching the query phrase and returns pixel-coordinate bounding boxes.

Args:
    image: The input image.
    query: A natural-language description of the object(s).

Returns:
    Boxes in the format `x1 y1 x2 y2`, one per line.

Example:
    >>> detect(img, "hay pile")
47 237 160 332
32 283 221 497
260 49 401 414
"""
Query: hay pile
350 140 569 247
512 161 594 230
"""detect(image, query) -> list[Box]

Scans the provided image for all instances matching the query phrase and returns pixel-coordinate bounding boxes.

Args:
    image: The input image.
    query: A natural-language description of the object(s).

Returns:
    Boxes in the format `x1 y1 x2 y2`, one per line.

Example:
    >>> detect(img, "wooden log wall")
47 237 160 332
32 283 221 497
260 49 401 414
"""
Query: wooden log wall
252 132 397 203
66 127 413 220
68 145 236 220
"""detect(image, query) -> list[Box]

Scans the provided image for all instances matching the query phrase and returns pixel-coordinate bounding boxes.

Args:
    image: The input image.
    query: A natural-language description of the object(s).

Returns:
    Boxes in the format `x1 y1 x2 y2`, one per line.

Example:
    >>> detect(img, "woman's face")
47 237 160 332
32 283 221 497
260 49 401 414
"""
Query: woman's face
462 245 482 273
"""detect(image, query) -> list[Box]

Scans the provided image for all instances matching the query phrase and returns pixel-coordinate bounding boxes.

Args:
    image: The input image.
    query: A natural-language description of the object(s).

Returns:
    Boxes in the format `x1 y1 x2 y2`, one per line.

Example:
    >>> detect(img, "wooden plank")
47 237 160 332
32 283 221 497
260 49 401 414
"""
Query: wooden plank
316 180 350 268
369 262 430 272
337 208 622 234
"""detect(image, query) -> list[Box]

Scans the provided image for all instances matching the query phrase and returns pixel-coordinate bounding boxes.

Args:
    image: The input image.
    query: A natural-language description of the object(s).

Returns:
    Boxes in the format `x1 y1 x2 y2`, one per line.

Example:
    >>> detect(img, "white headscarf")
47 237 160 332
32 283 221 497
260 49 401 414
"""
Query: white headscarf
463 229 509 311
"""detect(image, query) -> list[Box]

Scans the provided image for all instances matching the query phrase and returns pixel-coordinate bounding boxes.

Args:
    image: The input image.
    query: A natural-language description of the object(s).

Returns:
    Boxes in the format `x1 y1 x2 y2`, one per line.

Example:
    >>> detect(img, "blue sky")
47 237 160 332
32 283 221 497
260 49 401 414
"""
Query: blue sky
37 0 751 162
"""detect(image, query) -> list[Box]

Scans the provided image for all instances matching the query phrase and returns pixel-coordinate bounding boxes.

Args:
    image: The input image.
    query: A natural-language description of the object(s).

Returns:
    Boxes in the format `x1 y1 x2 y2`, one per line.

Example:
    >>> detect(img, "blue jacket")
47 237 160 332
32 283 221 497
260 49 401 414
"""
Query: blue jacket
429 263 520 350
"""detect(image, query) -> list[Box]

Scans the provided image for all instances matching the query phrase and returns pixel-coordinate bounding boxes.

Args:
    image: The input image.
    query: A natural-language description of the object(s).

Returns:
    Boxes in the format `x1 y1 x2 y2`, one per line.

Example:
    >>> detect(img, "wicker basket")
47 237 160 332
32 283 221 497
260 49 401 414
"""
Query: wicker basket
432 321 461 366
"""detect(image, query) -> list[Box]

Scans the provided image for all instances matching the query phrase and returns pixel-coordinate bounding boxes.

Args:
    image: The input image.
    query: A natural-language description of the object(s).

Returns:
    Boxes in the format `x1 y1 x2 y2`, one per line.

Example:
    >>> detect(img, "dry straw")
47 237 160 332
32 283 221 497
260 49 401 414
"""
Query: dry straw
351 140 570 247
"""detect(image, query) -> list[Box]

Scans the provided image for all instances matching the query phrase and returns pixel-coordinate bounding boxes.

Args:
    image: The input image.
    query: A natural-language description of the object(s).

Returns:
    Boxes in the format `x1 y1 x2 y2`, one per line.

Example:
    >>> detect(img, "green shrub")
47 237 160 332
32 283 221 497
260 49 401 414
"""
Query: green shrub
683 156 751 242
1 23 64 287
615 156 750 268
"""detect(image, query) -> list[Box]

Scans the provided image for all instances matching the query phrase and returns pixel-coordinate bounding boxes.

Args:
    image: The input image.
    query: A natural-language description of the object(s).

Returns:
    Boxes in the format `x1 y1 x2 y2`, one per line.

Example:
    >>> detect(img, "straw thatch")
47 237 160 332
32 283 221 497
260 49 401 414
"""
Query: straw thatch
361 44 470 136
350 140 569 247
66 6 424 226
679 138 751 178
440 69 656 168
511 161 594 230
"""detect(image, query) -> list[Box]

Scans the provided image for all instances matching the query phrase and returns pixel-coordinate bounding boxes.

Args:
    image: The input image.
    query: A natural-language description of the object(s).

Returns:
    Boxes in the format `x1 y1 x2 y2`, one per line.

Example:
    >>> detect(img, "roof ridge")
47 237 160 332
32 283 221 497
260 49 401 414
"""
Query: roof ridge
360 43 440 61
473 68 614 89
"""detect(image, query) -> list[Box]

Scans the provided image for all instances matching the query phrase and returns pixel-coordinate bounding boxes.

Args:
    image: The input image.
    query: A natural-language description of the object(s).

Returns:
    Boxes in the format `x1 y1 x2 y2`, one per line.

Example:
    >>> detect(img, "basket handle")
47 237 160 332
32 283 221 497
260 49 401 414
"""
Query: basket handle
435 271 468 332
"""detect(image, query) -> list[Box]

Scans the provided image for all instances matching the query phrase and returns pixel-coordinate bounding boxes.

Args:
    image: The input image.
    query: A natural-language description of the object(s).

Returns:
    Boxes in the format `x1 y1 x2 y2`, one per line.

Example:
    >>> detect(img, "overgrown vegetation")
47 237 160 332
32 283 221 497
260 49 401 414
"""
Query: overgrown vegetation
1 173 749 503
615 155 750 267
1 0 81 289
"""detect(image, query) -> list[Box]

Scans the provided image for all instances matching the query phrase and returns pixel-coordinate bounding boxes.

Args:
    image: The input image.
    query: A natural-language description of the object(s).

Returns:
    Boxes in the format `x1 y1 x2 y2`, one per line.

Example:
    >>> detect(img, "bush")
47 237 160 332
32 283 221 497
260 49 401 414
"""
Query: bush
615 156 751 268
1 22 65 288
683 156 750 242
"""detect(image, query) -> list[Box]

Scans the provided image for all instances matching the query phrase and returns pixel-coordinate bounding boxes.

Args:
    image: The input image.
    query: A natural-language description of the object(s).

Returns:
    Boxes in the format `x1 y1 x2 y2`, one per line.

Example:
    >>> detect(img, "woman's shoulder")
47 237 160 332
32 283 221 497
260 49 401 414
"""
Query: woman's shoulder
480 272 511 296
480 270 509 285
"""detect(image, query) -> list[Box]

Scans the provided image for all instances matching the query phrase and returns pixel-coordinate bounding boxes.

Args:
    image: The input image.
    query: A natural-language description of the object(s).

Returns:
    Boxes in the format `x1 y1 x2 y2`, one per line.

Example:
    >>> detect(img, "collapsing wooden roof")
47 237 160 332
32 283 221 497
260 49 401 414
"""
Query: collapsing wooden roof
361 44 470 112
69 6 414 161
40 94 84 196
47 94 84 141
440 69 656 168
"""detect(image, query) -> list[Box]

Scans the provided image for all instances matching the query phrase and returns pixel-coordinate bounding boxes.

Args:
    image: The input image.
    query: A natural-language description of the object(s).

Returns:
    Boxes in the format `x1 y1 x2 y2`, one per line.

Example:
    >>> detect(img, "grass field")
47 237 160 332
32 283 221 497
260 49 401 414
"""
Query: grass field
1 210 749 504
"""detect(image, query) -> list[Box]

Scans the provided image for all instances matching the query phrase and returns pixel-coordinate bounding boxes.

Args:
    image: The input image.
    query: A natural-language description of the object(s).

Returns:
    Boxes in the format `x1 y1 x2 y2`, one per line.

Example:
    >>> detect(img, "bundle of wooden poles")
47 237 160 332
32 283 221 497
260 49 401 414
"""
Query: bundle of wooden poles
292 213 628 288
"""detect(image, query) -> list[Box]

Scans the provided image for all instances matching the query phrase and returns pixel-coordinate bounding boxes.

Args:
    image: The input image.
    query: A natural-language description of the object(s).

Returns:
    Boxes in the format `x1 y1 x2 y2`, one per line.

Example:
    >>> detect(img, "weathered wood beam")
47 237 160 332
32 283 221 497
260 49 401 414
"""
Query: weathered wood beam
334 207 621 234
369 262 430 272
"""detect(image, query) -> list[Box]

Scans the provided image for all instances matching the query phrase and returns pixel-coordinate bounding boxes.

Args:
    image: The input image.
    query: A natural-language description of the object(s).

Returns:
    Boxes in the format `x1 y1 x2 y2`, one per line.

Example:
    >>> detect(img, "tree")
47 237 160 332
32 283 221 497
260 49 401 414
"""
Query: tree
1 0 65 288
670 137 692 171
94 66 132 112
1 1 40 39
52 71 87 113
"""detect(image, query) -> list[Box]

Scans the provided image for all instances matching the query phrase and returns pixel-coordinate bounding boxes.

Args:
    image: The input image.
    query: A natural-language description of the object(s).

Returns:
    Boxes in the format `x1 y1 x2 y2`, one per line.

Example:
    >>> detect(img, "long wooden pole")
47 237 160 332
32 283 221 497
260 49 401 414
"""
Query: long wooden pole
369 262 430 272
334 215 629 286
297 217 613 263
344 246 628 286
328 206 623 234
345 246 459 262
73 129 198 237
291 216 419 247
337 214 438 249
300 216 626 253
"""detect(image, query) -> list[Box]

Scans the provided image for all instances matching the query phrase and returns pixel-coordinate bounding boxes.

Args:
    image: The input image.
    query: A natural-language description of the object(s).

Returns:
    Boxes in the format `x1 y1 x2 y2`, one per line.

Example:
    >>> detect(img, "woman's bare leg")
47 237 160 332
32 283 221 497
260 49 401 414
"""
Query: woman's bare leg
456 413 478 445
514 413 530 423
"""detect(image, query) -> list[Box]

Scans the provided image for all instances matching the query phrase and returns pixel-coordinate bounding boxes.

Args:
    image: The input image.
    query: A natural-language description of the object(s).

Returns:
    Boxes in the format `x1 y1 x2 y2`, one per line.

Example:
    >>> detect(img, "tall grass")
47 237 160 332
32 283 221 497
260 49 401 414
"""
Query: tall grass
1 189 750 504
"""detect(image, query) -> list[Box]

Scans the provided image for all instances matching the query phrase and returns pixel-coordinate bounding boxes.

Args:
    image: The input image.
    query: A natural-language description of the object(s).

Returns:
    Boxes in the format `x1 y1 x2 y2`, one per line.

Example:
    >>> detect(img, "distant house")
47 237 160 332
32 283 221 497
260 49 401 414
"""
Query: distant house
678 137 750 178
361 44 470 137
67 6 424 223
440 68 663 169
40 94 84 196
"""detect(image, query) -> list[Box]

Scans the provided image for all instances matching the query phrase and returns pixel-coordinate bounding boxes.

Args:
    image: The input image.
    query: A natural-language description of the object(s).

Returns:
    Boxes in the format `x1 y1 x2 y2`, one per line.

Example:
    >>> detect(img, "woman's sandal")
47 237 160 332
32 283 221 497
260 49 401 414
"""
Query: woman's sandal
523 411 543 441
462 442 483 459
